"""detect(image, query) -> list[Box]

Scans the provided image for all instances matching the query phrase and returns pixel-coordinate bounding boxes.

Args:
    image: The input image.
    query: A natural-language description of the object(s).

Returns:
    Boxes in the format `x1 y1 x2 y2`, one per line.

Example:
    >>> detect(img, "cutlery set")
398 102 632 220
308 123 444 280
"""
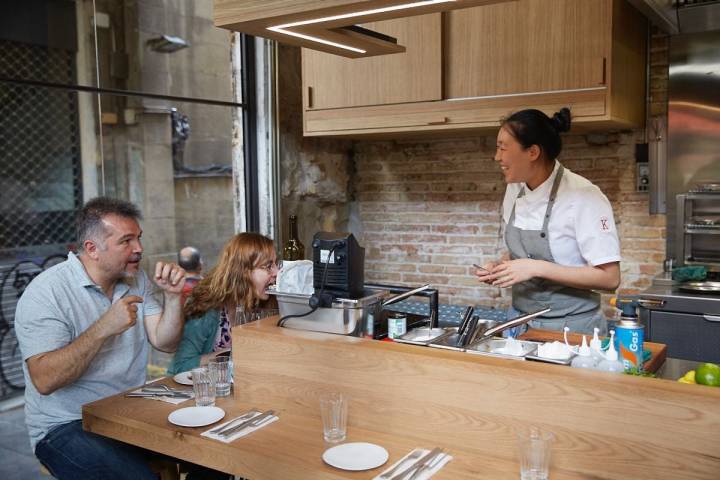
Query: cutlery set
380 447 447 480
126 385 193 398
210 410 276 437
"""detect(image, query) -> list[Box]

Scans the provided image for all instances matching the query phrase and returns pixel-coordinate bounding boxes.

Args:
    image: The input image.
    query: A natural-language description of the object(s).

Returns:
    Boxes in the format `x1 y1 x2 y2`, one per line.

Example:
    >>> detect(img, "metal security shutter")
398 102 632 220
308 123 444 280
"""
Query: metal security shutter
0 38 81 398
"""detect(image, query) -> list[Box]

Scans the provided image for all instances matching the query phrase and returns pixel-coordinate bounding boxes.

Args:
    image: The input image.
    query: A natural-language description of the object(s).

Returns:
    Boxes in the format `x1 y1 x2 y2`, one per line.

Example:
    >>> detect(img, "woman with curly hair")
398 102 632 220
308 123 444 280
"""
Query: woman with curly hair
167 233 279 374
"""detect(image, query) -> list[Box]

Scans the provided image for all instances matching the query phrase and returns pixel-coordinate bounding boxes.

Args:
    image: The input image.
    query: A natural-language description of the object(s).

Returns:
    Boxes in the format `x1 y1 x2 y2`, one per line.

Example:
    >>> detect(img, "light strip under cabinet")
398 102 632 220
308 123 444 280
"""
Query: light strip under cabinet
267 0 456 54
266 26 367 54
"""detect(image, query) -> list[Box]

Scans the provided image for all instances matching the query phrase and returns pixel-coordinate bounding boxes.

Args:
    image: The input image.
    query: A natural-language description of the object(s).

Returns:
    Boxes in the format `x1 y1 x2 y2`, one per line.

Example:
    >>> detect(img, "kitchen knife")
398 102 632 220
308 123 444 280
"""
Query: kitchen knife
459 314 479 347
456 306 474 337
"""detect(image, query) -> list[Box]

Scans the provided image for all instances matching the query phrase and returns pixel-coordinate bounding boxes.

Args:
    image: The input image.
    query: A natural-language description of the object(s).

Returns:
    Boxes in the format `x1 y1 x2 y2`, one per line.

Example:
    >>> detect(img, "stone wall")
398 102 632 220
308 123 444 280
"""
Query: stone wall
89 0 236 270
278 45 353 253
279 32 669 313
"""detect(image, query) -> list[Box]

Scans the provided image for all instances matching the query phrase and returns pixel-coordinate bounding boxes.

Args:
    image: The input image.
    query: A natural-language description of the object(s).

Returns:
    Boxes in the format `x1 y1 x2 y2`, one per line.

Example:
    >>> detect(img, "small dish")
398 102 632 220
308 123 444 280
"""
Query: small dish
466 338 538 360
173 371 193 386
322 442 389 471
168 406 225 427
395 327 450 346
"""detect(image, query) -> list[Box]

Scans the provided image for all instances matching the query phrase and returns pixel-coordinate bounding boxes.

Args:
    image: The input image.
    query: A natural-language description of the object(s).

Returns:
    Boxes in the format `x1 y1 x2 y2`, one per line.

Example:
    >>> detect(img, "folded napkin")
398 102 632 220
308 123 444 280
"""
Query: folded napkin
128 388 194 405
373 448 452 480
201 410 279 443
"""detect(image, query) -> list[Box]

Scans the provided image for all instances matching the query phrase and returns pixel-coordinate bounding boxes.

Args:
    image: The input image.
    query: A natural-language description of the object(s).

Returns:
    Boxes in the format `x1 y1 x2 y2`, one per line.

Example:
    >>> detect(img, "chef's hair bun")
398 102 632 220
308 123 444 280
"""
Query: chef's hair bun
550 108 571 134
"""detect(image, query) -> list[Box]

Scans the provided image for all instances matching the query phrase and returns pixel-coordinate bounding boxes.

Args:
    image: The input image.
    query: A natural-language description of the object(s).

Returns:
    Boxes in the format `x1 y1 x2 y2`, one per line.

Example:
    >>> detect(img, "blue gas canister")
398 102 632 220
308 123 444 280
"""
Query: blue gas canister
612 297 645 372
615 320 644 371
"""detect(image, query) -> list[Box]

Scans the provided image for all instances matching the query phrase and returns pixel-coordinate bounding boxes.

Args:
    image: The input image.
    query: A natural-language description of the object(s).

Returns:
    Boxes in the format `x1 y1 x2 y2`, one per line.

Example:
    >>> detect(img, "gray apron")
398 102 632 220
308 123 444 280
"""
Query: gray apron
504 165 607 335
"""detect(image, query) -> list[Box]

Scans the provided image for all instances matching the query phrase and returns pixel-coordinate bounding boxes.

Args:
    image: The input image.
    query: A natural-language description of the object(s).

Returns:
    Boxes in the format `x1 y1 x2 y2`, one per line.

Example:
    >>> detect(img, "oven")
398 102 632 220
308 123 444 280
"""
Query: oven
639 287 720 363
675 185 720 268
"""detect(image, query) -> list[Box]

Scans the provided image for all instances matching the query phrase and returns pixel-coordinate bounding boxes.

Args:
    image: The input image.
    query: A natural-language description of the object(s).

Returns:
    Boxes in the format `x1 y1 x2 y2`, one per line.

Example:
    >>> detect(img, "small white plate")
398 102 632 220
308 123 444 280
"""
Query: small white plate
173 371 193 386
168 406 225 427
322 442 389 471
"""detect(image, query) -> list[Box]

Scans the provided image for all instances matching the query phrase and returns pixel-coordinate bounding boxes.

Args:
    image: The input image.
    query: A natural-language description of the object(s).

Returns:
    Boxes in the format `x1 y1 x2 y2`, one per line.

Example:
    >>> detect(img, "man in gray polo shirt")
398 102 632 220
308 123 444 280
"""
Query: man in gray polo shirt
15 197 186 479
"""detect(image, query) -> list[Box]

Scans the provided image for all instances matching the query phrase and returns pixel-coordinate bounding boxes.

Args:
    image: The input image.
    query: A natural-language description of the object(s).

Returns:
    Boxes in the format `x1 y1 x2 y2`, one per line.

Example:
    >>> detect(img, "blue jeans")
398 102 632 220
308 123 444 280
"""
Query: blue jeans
35 420 232 480
35 420 157 480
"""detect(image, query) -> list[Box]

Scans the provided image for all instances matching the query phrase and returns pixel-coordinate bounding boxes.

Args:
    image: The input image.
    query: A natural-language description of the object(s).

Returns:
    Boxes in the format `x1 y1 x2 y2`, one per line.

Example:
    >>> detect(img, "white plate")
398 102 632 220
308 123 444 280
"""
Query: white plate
168 406 225 427
173 371 193 385
322 442 389 471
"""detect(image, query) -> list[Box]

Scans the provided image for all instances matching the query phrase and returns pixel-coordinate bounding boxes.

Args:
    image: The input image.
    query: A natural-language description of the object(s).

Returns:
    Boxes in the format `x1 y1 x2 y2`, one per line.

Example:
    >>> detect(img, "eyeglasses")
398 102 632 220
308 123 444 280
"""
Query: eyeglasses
258 260 282 273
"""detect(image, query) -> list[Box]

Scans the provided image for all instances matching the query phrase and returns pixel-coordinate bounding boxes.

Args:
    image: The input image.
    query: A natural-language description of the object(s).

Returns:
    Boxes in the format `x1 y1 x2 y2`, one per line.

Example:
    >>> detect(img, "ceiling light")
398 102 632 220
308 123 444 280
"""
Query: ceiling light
273 0 456 29
267 26 366 53
266 0 455 54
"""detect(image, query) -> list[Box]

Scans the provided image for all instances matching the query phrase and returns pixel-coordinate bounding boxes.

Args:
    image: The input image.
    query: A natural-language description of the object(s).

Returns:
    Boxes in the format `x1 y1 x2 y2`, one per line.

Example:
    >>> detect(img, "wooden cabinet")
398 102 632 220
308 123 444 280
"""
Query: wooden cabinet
301 14 442 110
445 0 610 98
302 0 647 138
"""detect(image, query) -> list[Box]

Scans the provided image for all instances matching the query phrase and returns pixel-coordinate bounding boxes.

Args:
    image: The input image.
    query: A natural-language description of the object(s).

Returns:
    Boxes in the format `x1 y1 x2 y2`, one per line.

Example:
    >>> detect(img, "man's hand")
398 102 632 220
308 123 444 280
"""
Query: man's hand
154 261 186 295
96 295 143 338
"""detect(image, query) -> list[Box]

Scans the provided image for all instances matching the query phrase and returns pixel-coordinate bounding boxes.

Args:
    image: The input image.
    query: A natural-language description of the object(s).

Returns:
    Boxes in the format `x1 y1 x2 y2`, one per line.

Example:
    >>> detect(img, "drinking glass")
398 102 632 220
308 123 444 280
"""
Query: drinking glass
517 426 554 480
192 367 216 407
233 307 280 327
209 357 231 397
319 392 348 443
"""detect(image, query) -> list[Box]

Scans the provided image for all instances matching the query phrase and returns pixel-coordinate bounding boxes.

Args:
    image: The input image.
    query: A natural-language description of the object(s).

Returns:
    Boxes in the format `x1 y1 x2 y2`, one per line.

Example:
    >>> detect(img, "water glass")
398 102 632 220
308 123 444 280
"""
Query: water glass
517 427 554 480
192 367 216 407
209 357 231 397
233 307 280 327
319 392 348 444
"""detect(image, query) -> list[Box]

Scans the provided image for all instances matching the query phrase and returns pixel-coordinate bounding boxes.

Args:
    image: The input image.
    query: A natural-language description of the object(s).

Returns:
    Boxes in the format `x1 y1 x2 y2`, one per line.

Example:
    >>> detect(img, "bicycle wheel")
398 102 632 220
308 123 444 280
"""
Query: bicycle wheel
0 327 25 390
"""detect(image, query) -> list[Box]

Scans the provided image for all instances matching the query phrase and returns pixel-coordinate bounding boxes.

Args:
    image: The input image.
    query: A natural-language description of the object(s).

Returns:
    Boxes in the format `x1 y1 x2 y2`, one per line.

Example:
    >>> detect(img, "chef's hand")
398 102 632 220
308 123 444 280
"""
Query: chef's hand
154 261 186 295
473 260 502 285
491 259 541 288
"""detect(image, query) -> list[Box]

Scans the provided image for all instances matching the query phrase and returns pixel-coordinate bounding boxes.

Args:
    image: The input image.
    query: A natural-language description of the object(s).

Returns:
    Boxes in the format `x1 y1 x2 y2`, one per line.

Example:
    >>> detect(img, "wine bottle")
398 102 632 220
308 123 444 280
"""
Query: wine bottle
283 215 305 261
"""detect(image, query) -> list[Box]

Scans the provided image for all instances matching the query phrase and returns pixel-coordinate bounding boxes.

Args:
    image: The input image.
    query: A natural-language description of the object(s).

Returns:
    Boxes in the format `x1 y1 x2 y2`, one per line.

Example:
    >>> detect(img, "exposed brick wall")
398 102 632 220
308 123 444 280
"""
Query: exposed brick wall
354 31 670 313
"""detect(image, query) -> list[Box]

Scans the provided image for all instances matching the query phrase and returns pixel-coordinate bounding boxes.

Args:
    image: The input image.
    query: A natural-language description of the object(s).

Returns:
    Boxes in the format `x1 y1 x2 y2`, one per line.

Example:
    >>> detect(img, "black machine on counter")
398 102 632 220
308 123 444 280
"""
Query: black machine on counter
309 232 365 308
272 231 438 338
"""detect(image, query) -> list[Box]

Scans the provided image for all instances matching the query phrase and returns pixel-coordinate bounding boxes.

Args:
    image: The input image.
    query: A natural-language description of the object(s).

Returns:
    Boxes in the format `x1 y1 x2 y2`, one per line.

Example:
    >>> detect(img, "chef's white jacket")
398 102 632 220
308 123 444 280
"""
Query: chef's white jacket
501 161 622 267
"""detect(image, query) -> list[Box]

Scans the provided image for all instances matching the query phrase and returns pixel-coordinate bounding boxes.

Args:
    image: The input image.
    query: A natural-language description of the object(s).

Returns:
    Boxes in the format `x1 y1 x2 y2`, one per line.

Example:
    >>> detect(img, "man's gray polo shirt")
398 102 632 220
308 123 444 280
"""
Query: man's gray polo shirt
15 252 162 451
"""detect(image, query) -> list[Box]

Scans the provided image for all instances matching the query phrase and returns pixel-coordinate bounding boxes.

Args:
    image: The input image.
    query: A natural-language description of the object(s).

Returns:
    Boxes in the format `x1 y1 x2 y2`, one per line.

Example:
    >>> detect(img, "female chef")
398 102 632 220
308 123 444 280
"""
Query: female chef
475 108 621 334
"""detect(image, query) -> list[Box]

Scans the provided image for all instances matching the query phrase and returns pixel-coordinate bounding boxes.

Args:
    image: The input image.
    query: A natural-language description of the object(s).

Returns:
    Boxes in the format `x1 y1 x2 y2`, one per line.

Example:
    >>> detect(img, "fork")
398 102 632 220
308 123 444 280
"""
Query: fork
141 386 192 397
218 410 275 437
208 410 259 434
379 449 424 479
407 451 446 480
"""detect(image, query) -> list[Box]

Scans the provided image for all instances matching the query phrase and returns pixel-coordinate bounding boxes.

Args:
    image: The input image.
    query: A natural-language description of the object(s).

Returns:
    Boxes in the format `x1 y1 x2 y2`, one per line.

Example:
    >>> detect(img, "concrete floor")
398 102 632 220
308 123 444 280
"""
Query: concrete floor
0 394 45 480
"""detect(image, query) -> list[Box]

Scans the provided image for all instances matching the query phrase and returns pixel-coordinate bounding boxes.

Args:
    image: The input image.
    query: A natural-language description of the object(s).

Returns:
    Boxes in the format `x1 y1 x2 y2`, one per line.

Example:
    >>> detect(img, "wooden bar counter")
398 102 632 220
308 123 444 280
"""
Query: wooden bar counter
83 317 720 479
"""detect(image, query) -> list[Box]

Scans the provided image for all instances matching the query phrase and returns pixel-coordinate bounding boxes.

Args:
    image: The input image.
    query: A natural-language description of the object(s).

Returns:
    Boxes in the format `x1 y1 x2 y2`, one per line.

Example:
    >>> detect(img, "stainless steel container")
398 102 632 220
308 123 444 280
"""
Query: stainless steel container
395 327 450 346
268 288 387 336
465 338 539 361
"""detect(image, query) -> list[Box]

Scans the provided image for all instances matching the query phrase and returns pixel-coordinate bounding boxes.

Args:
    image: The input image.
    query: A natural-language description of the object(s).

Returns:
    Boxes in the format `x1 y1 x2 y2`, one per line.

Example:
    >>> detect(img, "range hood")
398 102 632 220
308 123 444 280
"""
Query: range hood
629 0 720 34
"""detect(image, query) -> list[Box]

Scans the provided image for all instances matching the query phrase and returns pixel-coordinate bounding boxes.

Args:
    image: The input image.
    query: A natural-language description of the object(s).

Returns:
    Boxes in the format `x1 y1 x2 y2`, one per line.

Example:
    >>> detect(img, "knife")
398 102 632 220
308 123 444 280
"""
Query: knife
459 314 479 347
125 392 191 398
456 306 474 337
209 410 260 434
407 451 446 480
389 447 442 480
218 410 275 437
